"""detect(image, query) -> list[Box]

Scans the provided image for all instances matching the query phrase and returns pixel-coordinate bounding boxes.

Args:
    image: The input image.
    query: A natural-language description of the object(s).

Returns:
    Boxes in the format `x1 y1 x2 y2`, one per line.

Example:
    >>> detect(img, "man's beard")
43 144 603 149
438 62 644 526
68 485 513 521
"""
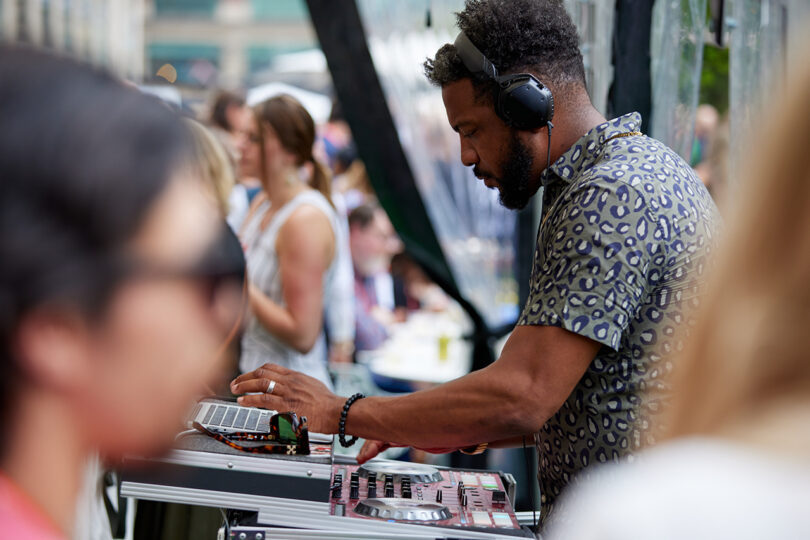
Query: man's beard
476 132 536 210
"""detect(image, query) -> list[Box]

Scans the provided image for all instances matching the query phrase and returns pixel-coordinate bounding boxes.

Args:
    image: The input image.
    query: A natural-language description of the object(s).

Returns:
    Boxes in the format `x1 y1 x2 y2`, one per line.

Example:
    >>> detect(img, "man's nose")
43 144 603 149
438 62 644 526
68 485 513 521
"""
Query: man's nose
460 137 478 167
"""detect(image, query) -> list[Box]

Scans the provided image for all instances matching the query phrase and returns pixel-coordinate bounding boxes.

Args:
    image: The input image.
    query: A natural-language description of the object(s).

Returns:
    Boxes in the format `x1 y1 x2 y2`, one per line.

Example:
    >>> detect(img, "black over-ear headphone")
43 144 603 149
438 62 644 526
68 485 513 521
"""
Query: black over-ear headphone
453 31 554 131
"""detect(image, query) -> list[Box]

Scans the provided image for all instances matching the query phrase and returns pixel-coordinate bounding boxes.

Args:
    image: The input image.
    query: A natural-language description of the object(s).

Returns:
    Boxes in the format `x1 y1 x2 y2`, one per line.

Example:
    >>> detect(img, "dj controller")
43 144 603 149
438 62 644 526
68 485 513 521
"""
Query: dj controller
329 461 522 532
121 401 535 538
224 459 533 538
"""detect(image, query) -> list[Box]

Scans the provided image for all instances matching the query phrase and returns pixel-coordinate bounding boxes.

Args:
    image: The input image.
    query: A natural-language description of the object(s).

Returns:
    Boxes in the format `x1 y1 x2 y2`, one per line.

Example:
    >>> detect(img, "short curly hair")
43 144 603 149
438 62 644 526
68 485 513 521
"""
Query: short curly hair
425 0 585 101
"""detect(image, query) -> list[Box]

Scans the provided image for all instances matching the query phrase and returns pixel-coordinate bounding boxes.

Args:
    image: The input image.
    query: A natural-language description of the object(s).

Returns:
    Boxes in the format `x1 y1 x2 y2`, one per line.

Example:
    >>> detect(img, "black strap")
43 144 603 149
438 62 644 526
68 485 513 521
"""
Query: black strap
103 470 128 538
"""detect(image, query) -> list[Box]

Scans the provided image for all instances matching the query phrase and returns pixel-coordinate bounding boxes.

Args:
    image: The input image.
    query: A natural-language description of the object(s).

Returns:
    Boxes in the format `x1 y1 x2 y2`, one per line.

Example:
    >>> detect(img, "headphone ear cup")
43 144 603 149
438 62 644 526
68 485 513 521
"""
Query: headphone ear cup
496 76 554 131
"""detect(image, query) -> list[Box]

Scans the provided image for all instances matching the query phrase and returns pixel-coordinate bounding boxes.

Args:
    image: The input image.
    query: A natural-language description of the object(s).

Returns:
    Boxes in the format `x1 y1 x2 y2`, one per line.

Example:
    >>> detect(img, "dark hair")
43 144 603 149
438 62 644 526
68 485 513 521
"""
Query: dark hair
253 94 334 208
424 0 585 102
0 46 193 437
209 90 245 132
348 203 379 230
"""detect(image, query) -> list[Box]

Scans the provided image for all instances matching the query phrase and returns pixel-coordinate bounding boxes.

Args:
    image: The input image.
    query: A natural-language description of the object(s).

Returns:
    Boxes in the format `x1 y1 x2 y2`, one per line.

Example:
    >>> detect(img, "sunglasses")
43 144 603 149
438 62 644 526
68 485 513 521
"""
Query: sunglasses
192 412 311 455
122 224 244 299
117 224 247 357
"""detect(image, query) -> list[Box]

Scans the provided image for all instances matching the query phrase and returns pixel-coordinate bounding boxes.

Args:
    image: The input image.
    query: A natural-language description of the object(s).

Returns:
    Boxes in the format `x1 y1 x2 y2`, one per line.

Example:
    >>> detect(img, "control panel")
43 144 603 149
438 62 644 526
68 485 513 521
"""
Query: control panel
329 461 520 531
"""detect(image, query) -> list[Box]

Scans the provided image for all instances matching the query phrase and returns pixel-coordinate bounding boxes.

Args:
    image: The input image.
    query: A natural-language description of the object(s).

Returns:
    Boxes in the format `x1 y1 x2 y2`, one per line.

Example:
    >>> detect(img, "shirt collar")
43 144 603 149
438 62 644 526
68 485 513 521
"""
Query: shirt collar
541 112 642 186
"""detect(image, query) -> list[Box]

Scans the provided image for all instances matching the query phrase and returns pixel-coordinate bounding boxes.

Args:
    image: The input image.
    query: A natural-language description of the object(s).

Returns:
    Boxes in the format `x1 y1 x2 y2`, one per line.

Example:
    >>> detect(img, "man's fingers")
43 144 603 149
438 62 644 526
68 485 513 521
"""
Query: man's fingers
258 363 292 376
237 392 285 410
230 363 290 387
357 440 390 464
230 377 287 396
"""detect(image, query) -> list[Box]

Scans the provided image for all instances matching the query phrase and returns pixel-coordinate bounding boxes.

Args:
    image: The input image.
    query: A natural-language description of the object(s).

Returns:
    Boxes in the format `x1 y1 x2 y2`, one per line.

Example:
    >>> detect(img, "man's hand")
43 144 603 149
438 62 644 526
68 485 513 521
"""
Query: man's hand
230 363 344 434
357 440 394 464
357 439 460 464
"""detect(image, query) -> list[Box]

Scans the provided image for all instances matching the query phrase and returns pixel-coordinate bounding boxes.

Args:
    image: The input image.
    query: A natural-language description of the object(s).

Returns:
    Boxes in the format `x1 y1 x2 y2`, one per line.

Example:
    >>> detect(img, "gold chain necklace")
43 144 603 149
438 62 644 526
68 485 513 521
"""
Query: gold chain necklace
604 131 642 143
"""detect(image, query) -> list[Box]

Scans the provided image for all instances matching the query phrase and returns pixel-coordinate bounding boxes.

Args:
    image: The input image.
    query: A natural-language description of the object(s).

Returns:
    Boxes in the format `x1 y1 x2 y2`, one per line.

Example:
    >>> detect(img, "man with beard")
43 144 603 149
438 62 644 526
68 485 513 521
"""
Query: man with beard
230 0 720 527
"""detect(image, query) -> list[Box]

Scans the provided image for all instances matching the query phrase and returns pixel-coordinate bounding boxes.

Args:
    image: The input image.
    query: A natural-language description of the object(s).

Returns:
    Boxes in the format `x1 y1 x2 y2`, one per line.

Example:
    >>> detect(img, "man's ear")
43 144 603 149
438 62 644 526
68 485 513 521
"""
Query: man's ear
13 308 94 394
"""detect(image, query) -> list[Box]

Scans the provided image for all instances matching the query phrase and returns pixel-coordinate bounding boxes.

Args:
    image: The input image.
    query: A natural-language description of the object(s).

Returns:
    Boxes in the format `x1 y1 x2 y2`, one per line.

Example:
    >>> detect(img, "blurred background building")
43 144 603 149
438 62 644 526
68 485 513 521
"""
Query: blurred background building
0 0 145 79
144 0 321 91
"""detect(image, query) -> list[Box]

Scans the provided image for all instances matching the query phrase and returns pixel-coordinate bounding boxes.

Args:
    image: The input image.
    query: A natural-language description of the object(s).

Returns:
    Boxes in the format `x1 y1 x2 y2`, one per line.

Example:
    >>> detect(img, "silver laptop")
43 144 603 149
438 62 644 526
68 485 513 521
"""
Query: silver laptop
187 399 333 443
188 399 276 434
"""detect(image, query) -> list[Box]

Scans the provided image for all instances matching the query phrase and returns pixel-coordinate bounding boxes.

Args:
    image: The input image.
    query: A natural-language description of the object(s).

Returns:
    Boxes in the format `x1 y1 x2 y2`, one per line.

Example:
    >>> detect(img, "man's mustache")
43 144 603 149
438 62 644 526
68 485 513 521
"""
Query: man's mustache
473 165 495 180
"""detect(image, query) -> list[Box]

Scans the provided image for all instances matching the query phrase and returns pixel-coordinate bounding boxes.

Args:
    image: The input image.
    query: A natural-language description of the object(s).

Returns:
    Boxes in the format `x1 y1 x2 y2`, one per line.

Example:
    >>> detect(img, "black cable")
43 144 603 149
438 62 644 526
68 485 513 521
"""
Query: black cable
522 435 538 532
546 121 554 173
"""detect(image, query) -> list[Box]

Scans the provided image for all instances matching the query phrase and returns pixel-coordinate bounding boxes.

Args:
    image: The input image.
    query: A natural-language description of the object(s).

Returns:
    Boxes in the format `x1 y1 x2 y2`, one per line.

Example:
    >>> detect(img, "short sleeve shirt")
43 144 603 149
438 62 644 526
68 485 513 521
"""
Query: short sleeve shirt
518 113 721 525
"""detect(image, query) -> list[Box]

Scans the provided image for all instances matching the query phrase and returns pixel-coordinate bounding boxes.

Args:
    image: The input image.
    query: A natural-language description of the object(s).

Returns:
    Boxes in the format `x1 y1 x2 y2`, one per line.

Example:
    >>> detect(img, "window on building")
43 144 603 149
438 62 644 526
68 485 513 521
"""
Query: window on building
251 0 308 20
247 44 312 77
154 0 218 17
148 43 220 86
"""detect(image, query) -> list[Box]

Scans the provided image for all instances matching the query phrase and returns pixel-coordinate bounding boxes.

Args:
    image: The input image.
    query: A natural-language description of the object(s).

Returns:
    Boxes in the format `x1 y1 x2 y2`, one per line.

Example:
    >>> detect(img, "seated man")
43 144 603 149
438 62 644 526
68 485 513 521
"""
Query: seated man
348 204 405 352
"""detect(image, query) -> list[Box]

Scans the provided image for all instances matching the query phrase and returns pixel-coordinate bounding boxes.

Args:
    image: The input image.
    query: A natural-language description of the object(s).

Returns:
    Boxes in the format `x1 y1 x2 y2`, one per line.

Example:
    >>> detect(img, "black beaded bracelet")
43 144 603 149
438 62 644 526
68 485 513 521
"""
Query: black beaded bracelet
338 392 365 447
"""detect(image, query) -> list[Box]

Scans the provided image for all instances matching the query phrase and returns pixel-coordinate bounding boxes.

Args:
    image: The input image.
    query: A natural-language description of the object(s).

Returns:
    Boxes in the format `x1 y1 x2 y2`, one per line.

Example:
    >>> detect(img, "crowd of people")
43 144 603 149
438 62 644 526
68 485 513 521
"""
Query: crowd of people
1 0 808 538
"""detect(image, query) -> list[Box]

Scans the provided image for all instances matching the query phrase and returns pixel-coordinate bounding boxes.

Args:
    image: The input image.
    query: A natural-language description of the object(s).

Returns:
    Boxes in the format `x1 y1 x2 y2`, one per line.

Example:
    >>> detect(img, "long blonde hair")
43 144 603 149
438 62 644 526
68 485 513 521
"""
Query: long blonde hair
661 58 810 445
185 118 236 217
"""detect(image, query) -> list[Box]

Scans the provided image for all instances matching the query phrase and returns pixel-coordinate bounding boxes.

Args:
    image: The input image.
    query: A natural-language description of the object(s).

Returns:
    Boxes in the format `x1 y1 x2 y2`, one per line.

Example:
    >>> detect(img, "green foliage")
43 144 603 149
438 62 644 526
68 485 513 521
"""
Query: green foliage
699 44 729 113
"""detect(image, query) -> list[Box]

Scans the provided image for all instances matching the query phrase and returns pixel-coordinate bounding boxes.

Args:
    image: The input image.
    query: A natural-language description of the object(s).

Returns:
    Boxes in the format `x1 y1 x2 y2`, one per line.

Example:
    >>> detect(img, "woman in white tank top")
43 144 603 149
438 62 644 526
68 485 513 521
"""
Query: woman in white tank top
235 95 340 389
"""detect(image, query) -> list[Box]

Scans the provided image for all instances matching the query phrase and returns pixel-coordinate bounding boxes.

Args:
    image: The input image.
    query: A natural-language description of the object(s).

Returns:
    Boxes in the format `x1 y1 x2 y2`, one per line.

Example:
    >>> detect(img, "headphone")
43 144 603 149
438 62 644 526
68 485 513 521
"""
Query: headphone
453 31 554 131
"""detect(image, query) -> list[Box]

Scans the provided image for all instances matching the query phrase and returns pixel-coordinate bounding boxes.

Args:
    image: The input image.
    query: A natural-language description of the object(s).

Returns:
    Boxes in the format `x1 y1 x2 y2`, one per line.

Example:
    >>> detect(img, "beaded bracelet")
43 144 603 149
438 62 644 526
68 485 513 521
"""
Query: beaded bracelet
338 392 365 447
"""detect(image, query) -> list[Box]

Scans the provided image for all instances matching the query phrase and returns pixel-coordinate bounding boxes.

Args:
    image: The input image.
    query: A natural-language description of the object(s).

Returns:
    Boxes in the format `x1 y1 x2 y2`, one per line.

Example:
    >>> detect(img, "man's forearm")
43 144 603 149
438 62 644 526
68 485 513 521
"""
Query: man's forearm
232 325 598 448
341 362 548 449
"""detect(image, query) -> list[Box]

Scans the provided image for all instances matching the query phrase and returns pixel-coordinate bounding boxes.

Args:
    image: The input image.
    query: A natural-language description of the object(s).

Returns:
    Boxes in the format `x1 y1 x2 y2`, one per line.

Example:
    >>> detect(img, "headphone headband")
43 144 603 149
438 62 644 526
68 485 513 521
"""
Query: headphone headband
453 31 500 81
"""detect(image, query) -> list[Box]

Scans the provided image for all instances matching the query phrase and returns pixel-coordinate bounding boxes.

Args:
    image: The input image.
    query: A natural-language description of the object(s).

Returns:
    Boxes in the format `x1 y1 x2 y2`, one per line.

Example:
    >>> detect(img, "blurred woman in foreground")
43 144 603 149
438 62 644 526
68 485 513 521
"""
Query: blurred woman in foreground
236 95 341 388
547 52 810 540
0 48 243 538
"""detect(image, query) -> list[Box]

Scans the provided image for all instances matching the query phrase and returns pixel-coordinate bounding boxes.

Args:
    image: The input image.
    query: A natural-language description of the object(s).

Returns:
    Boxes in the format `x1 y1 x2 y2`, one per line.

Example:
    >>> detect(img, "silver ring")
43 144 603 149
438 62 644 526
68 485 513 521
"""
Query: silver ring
266 380 277 394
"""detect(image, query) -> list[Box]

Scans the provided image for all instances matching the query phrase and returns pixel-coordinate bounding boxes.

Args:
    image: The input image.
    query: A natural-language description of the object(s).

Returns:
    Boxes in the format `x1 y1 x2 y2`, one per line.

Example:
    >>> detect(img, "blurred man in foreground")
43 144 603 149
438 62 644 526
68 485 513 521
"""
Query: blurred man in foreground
0 47 243 539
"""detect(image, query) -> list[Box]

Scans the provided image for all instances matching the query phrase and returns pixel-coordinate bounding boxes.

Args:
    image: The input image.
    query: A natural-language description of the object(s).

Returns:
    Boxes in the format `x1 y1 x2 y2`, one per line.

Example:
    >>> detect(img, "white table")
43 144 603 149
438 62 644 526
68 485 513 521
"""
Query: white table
358 310 473 386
